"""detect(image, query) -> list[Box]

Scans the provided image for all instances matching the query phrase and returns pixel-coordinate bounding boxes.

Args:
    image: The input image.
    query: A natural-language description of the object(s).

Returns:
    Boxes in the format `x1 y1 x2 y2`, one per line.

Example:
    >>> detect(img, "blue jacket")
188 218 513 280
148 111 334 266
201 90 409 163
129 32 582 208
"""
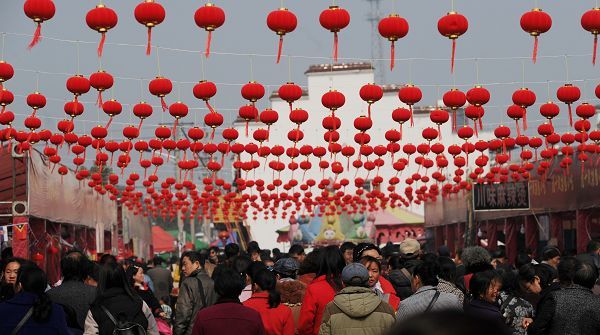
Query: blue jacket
0 292 71 335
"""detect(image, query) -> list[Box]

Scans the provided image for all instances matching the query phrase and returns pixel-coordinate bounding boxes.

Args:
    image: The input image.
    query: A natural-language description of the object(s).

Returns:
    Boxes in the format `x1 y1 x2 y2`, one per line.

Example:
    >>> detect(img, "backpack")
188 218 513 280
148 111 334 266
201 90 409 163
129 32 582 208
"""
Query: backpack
101 305 147 335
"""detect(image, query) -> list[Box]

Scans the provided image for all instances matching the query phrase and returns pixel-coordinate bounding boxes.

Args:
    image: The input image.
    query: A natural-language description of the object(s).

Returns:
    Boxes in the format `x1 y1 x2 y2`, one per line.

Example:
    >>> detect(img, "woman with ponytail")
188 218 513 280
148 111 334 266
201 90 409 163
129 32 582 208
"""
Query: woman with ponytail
0 264 71 334
243 268 294 335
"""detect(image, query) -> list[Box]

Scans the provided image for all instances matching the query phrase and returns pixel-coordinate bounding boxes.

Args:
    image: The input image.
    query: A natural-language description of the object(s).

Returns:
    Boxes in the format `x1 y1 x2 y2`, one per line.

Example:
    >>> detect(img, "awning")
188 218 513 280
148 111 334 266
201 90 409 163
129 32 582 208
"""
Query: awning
152 225 175 253
374 207 424 226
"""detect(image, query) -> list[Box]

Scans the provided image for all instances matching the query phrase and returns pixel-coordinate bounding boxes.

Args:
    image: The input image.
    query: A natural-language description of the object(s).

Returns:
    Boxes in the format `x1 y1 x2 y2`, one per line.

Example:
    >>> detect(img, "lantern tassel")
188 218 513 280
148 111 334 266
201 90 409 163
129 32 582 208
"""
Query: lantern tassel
451 39 456 73
245 121 249 137
105 116 113 130
205 101 215 114
409 106 414 127
276 35 284 64
96 91 103 107
532 36 538 64
390 41 395 71
205 31 212 58
333 32 339 63
146 27 152 56
210 128 215 140
138 118 144 130
172 118 179 138
28 23 42 50
438 125 442 141
567 104 573 126
160 97 168 112
368 104 372 119
479 117 483 130
400 123 403 140
98 33 106 58
523 110 528 130
473 119 479 137
452 111 457 132
516 120 521 137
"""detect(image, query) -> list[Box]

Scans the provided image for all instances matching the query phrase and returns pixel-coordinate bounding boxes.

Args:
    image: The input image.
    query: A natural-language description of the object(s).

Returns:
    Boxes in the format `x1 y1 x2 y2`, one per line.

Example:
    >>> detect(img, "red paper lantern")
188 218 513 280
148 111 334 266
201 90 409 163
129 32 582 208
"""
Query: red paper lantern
241 81 265 104
575 102 596 120
398 84 422 126
267 8 298 63
66 75 91 103
238 104 259 136
422 127 438 142
512 87 536 129
188 127 205 142
520 8 552 64
134 0 166 55
133 102 153 129
204 112 223 139
148 76 172 111
24 115 42 131
507 104 526 136
168 101 189 135
289 108 308 125
378 14 409 70
359 83 383 119
194 3 226 58
443 88 466 130
581 8 600 65
556 84 581 126
539 101 560 125
391 107 411 138
466 86 490 106
278 82 303 112
0 88 14 113
260 108 279 139
24 0 56 49
86 4 118 57
437 11 468 73
193 80 217 114
321 90 345 114
89 70 114 106
319 6 351 62
27 92 46 115
430 109 449 140
0 61 14 87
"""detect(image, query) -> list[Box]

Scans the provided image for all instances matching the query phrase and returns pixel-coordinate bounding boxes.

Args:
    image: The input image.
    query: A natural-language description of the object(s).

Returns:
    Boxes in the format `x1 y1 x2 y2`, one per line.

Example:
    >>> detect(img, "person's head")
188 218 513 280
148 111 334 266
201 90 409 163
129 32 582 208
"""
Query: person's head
490 249 506 269
557 256 578 286
224 243 239 259
247 244 262 262
573 259 599 289
587 240 600 255
231 255 253 283
515 253 532 270
60 250 89 282
461 246 493 274
85 262 100 287
125 263 145 286
288 244 306 263
251 268 281 308
412 257 441 291
497 267 518 294
339 242 356 265
96 262 137 302
438 245 451 258
1 247 13 261
212 266 245 299
2 257 24 285
438 257 457 282
16 264 53 322
159 296 169 305
272 248 282 261
341 263 370 287
535 263 558 290
353 243 382 262
316 245 345 291
262 257 275 269
99 253 117 265
541 246 561 268
470 270 502 304
518 264 542 294
400 238 422 259
273 257 300 279
298 249 321 275
359 256 381 287
181 251 202 277
152 256 163 267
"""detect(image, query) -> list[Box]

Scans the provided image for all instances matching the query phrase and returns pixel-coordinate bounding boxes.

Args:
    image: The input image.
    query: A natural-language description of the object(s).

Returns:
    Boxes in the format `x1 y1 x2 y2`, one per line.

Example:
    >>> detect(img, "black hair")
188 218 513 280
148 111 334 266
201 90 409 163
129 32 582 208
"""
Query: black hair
212 266 245 299
252 268 281 308
515 253 532 270
340 242 356 254
17 264 53 322
87 262 100 282
413 257 441 287
181 250 204 269
557 256 578 285
352 243 381 262
60 250 89 282
469 270 502 300
1 247 12 261
491 249 506 259
497 267 518 294
95 262 139 304
298 249 321 275
534 264 558 289
288 244 305 256
438 245 451 258
272 248 282 262
541 246 561 261
247 244 261 256
587 240 600 254
359 256 381 271
125 263 143 287
573 259 599 289
389 310 511 335
209 246 220 254
224 243 240 259
231 255 253 279
248 261 267 281
388 255 404 270
248 241 260 250
152 256 163 266
518 263 537 283
316 245 345 292
438 257 457 282
99 253 117 265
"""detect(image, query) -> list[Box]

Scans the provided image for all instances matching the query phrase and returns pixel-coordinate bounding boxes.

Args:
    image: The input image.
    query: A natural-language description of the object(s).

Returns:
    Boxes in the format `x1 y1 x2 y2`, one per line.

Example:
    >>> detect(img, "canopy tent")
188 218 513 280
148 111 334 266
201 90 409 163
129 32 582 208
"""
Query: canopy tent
373 207 424 226
152 225 175 253
373 207 425 245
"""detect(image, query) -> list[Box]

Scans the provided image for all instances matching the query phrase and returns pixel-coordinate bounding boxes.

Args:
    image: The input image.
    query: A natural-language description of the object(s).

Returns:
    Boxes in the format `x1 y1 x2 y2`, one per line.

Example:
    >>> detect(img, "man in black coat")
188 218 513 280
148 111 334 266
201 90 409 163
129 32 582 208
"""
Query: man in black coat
47 250 97 330
527 259 600 335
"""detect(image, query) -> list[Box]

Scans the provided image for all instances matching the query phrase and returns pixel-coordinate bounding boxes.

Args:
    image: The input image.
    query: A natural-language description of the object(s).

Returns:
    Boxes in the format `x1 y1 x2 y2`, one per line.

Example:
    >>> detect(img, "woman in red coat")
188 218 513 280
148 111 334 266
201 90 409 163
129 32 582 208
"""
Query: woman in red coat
243 268 294 335
354 243 401 310
297 246 345 335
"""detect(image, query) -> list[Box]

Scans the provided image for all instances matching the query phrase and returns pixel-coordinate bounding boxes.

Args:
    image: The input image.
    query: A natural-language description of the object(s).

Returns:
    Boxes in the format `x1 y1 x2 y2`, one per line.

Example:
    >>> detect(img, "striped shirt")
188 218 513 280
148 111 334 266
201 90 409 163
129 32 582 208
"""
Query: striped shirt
396 286 463 321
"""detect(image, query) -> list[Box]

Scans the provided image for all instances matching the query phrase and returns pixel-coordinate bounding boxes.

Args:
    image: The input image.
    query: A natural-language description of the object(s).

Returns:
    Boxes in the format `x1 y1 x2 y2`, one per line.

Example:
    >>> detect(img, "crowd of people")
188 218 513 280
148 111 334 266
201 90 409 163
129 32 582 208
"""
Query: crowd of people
0 238 599 335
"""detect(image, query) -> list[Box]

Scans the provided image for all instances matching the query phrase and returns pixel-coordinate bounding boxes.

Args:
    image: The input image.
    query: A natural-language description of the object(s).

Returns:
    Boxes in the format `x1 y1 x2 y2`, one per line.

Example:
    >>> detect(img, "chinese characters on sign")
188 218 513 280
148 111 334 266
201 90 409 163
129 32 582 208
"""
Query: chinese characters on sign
474 182 529 211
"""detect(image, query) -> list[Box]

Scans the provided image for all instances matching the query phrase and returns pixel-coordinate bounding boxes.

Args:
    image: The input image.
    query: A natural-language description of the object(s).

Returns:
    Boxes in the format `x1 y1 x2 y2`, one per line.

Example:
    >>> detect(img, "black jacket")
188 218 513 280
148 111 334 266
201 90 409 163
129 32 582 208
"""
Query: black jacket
89 287 149 335
47 280 96 329
465 299 504 324
527 285 600 335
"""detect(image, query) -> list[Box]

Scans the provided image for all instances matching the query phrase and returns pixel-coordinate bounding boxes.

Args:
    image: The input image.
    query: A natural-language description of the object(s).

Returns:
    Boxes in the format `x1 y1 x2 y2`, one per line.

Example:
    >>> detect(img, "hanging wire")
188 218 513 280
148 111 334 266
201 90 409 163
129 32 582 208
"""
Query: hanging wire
200 51 206 80
76 40 80 74
0 33 5 60
521 59 526 88
451 0 455 12
392 0 397 13
139 78 144 101
249 55 254 81
408 59 413 84
288 55 292 82
156 46 161 76
546 80 551 101
35 71 39 91
475 58 480 85
564 55 570 82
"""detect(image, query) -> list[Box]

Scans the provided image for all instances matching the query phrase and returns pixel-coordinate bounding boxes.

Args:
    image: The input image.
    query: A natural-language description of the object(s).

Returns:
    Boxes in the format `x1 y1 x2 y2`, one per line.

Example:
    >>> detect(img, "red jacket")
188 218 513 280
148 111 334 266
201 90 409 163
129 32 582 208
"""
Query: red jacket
297 275 338 335
243 292 295 335
191 299 265 335
379 276 401 310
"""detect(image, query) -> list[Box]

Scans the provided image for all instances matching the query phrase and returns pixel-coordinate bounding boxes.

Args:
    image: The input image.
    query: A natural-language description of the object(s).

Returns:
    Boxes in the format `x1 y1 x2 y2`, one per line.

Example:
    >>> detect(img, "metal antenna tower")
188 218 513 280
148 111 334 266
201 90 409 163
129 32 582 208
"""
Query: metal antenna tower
366 0 385 83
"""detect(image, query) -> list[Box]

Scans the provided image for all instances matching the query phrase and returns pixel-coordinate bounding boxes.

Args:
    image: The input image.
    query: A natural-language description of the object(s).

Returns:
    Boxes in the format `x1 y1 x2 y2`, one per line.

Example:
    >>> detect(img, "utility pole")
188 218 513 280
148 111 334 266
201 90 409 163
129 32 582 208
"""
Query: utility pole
365 0 385 84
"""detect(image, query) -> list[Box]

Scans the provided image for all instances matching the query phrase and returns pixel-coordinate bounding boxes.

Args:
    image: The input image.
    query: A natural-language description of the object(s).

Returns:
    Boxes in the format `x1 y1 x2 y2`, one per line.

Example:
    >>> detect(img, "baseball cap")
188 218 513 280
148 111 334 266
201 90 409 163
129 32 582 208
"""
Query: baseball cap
341 263 369 286
400 238 421 256
273 258 300 276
